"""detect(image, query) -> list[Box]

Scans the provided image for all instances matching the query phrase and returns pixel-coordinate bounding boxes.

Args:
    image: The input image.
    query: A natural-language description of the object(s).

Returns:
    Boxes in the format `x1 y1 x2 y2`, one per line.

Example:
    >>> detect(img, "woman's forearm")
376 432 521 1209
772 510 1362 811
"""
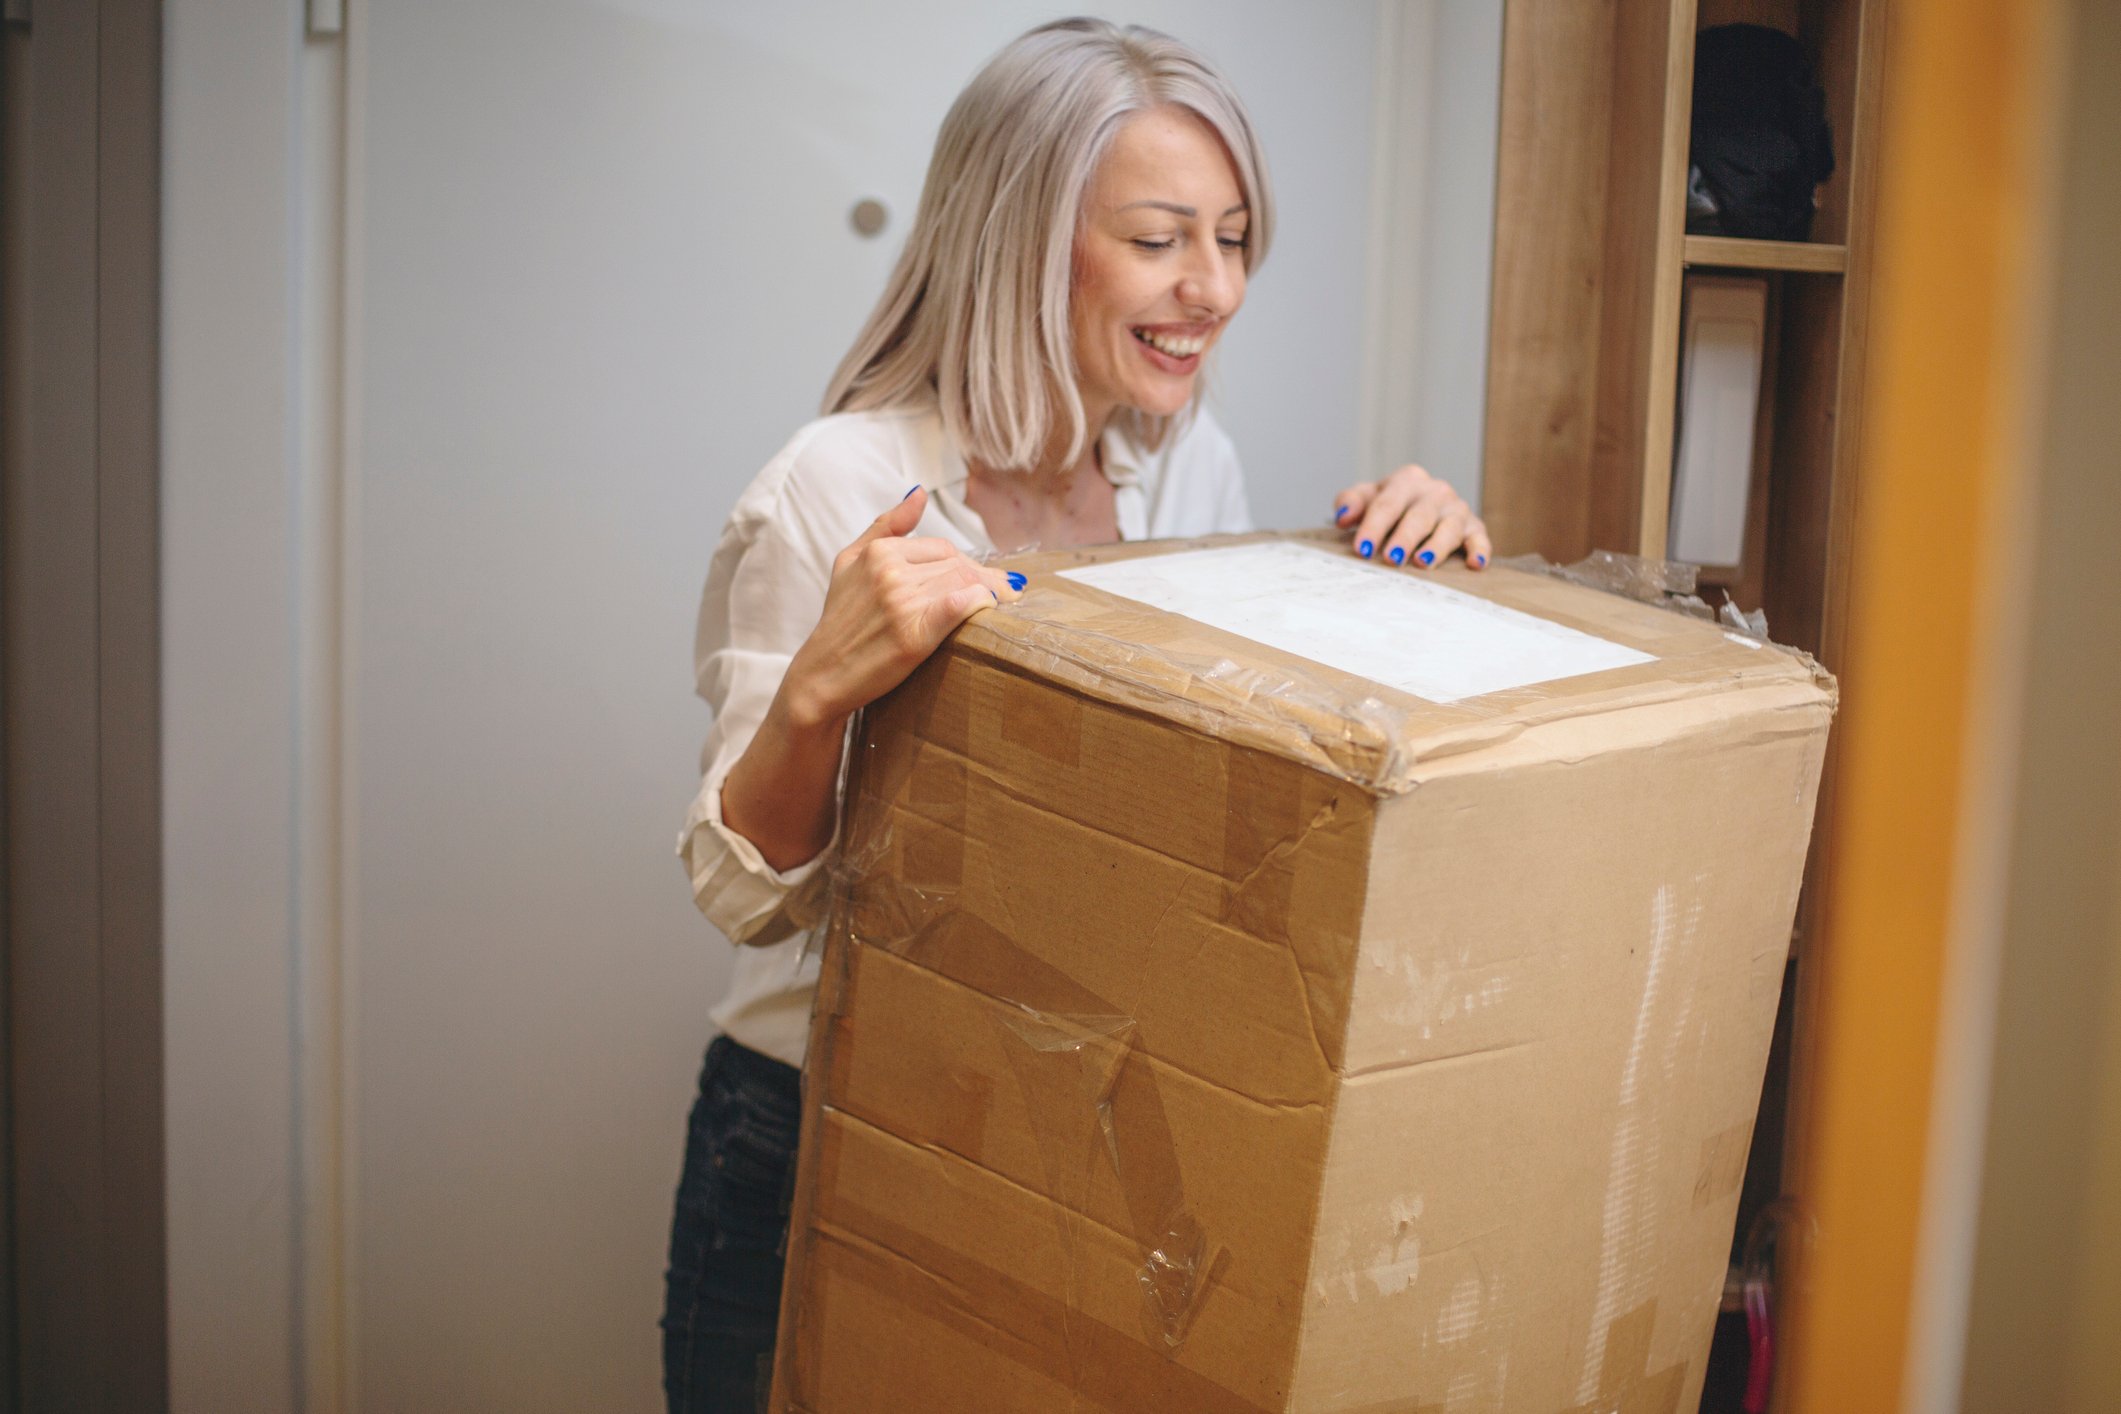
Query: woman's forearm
718 680 850 875
715 488 1020 876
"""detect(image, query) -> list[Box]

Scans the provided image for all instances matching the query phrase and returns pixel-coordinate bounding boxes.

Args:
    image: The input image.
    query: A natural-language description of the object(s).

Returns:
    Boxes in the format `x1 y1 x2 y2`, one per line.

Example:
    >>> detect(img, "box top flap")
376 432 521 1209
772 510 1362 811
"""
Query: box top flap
953 531 1836 793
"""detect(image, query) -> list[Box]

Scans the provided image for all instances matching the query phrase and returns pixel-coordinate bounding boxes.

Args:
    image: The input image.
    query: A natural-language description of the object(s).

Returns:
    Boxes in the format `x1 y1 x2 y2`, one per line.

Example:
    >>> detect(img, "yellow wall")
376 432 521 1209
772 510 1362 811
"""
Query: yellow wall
1950 0 2121 1405
1787 0 2060 1408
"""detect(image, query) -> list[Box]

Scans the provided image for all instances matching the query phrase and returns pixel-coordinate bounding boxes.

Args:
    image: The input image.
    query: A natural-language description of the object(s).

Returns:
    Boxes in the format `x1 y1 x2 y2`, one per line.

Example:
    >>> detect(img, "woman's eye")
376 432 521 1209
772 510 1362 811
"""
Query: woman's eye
1132 237 1176 252
1219 235 1249 251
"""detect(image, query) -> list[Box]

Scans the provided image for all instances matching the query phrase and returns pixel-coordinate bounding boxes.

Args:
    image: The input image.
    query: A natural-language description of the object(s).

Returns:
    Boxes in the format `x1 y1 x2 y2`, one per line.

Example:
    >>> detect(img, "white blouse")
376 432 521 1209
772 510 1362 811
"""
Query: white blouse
678 399 1253 1067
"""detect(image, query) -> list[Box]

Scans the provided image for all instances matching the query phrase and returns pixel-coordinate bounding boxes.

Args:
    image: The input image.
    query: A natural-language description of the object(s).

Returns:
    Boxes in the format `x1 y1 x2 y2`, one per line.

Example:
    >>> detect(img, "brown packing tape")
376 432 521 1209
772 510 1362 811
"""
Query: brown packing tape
819 927 1223 1352
869 644 1371 954
865 890 1117 1022
802 1115 1271 1414
1220 748 1305 940
1561 1300 1687 1414
960 647 1241 877
1220 749 1366 1075
1000 675 1085 768
782 663 1257 1401
928 1065 993 1164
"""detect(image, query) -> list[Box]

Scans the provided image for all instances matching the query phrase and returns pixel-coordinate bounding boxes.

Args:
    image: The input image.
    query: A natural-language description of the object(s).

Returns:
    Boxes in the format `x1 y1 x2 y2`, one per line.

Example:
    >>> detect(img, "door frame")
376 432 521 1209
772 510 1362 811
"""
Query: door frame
0 2 168 1410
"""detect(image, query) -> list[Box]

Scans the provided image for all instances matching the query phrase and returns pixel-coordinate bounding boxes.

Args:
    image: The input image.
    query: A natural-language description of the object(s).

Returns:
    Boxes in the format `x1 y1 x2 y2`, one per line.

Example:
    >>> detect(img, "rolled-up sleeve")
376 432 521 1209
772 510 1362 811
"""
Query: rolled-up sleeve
676 497 839 947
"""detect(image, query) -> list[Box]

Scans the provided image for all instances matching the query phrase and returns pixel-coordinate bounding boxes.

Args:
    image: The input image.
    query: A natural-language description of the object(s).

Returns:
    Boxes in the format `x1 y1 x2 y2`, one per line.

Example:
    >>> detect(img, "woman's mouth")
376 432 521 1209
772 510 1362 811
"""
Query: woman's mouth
1131 325 1209 372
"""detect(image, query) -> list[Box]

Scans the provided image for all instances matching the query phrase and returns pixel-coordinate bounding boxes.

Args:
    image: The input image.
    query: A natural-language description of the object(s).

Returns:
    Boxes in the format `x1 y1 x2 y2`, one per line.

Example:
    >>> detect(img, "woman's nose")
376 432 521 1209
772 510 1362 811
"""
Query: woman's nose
1177 244 1240 316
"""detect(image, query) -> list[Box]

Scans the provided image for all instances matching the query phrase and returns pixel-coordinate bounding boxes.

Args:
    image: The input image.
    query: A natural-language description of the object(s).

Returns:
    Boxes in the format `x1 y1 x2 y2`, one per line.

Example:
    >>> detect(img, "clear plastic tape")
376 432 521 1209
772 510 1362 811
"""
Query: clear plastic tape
820 710 1227 1357
1498 547 1775 643
952 532 1830 797
987 1003 1223 1352
1496 547 1702 603
991 615 1420 791
1721 598 1771 641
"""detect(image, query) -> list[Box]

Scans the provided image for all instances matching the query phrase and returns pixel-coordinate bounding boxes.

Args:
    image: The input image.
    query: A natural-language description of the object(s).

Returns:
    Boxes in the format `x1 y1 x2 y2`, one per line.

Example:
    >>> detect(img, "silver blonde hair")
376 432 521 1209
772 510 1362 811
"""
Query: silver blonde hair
822 17 1273 472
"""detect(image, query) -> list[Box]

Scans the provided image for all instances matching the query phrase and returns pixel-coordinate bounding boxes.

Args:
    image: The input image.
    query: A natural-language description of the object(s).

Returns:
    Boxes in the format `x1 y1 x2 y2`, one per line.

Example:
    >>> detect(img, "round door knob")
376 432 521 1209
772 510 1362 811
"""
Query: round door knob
849 198 889 238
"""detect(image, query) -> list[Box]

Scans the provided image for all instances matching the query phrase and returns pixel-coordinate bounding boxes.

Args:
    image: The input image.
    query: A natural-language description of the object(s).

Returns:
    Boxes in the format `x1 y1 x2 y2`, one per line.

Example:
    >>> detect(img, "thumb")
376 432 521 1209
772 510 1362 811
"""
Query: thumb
855 485 927 546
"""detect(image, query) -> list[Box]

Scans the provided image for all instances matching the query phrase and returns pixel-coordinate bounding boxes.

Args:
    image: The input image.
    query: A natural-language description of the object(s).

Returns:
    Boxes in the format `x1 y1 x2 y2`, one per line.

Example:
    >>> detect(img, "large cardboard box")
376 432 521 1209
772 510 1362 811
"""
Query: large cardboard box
772 533 1834 1413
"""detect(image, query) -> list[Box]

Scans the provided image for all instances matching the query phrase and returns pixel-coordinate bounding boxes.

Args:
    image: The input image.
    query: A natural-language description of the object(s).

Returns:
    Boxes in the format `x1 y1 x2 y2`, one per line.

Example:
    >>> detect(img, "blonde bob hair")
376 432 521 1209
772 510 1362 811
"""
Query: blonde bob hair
822 18 1273 473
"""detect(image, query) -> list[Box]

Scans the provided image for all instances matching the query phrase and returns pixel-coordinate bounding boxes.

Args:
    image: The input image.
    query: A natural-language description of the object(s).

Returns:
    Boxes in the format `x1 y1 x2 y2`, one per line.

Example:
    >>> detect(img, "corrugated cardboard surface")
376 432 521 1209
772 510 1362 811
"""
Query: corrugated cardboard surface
773 533 1833 1412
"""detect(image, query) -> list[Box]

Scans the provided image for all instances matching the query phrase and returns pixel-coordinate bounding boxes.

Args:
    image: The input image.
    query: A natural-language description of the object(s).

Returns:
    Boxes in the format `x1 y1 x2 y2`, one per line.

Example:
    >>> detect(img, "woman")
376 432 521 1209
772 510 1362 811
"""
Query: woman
662 17 1490 1411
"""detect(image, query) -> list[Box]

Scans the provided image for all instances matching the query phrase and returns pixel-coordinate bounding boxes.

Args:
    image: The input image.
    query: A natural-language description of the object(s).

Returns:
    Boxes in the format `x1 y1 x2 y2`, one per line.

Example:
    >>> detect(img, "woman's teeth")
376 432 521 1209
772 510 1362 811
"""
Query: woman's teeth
1133 328 1206 358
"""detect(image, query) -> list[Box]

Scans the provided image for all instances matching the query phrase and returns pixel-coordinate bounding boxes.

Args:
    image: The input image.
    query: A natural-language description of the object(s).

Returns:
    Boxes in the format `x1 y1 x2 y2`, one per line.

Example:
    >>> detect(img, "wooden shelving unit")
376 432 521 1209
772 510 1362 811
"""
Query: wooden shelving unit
1484 0 1883 656
1480 1 1887 1407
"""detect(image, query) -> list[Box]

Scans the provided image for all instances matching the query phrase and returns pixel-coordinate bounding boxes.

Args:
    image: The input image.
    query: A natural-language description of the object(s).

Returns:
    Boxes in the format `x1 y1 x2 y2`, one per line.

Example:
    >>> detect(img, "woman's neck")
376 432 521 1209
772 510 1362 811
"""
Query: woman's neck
964 412 1120 551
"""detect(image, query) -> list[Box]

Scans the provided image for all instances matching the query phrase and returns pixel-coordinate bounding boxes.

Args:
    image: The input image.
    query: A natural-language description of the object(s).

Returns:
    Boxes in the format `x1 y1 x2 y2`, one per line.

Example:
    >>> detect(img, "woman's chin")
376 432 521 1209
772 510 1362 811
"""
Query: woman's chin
1124 380 1197 419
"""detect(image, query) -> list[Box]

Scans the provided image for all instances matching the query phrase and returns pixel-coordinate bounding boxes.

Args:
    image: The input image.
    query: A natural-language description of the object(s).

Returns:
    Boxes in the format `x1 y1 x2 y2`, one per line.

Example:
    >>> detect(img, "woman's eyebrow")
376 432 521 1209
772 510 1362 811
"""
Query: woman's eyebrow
1117 200 1250 218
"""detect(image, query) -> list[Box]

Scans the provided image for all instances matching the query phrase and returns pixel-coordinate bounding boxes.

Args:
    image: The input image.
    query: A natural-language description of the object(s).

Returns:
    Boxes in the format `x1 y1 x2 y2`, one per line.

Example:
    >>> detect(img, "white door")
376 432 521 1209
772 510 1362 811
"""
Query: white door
163 3 1491 1409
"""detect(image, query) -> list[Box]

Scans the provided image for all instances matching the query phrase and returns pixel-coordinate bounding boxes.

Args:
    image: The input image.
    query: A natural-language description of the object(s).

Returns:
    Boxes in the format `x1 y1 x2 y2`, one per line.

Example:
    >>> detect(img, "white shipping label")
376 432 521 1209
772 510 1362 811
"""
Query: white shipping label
1057 542 1654 704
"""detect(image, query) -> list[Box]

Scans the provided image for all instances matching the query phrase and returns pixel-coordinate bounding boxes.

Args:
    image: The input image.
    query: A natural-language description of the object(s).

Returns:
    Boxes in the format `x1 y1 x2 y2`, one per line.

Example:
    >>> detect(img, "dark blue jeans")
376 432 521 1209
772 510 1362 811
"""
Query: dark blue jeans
661 1035 803 1414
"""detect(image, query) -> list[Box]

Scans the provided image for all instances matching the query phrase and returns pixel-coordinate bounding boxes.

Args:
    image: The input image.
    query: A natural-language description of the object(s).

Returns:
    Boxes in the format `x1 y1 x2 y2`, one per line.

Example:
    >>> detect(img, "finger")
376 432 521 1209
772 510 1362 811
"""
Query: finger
1464 518 1493 570
908 555 1026 601
987 564 1028 600
920 580 1000 642
1416 511 1470 567
1374 487 1447 565
1353 480 1422 560
896 535 963 565
1332 482 1378 532
853 485 928 547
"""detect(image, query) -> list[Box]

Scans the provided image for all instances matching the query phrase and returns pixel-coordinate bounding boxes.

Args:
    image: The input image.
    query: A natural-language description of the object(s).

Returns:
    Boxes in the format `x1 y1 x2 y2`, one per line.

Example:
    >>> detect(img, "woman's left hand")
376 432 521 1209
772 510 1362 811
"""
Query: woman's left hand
1332 464 1492 570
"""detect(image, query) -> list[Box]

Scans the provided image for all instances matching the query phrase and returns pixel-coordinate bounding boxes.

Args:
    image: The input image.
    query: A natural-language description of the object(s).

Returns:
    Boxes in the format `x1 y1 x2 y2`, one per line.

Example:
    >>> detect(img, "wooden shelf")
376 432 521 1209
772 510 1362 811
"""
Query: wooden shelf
1684 235 1849 273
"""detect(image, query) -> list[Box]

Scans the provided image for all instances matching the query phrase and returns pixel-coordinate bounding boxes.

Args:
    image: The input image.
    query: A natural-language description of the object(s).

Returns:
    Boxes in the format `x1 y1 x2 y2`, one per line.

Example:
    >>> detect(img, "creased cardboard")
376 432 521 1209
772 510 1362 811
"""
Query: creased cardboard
772 531 1835 1412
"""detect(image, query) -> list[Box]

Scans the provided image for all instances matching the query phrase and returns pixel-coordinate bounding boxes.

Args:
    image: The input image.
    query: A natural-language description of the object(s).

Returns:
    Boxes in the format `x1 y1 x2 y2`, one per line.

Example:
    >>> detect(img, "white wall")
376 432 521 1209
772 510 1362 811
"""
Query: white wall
162 3 1500 1409
1359 0 1502 504
1413 0 1503 503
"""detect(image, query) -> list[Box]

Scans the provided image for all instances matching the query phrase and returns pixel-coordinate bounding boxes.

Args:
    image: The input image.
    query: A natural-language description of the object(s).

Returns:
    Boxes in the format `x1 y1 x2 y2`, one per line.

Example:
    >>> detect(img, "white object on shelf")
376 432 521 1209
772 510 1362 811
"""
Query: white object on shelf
1669 274 1769 567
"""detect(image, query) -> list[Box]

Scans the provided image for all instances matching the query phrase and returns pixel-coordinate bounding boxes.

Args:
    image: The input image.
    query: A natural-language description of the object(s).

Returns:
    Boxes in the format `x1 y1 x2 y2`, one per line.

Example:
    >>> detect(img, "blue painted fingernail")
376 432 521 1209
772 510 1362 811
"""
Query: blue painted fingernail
1418 549 1435 565
1334 505 1350 523
902 485 920 501
1389 546 1406 565
1359 539 1374 558
1474 554 1487 568
1006 571 1026 591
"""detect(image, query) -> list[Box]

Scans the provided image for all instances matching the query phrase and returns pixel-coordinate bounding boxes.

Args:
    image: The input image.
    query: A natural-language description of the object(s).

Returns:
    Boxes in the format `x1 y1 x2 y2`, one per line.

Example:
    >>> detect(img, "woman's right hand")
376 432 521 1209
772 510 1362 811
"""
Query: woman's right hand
778 485 1024 731
723 487 1021 874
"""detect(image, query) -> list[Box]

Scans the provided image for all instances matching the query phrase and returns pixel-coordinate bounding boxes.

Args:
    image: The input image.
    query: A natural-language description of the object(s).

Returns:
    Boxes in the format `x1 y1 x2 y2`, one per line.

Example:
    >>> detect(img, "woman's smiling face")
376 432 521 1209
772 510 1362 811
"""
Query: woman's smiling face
1070 105 1250 432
